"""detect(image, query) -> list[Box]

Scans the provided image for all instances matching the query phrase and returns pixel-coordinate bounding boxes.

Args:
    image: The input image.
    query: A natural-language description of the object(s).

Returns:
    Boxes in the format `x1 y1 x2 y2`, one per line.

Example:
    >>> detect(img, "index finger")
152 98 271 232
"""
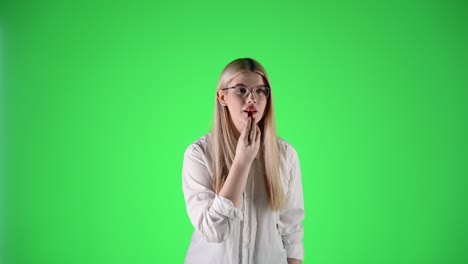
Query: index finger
248 117 255 145
244 116 252 146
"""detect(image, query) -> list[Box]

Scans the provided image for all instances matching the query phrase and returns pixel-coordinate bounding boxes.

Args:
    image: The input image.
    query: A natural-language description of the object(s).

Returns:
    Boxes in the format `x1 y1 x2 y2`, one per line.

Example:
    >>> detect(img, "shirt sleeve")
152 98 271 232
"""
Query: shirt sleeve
278 145 305 260
182 143 244 243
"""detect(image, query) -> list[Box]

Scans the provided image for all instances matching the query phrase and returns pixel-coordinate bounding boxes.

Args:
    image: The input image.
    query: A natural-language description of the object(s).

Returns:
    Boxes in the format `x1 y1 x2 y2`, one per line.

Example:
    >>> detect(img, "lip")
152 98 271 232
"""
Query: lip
243 105 258 118
243 110 258 118
244 106 257 112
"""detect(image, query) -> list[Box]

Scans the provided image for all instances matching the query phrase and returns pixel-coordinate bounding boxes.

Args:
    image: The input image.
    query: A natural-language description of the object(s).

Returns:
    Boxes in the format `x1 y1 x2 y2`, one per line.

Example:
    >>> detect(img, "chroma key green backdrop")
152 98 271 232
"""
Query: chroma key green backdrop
1 0 467 263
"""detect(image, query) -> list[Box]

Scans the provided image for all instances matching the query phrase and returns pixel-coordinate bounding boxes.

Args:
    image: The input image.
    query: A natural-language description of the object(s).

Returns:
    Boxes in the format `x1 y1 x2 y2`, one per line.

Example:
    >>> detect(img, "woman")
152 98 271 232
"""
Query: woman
182 58 304 264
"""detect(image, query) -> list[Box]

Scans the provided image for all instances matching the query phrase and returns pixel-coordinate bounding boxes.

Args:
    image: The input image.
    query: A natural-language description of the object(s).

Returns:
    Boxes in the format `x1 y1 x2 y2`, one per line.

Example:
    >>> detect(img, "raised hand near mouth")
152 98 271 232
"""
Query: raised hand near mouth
219 115 261 208
235 115 261 164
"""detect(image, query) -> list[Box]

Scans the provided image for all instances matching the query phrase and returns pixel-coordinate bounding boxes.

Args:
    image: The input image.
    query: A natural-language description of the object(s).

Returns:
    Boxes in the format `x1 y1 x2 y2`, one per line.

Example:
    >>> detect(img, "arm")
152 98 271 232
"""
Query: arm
287 258 302 264
182 144 244 243
218 157 252 207
219 117 261 208
182 118 261 243
279 146 305 261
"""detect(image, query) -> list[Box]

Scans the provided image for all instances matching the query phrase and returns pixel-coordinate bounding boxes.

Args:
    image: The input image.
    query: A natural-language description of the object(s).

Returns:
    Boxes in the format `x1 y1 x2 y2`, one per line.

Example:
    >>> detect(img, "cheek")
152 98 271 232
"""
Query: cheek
226 98 242 110
260 102 268 114
256 106 266 120
227 99 244 113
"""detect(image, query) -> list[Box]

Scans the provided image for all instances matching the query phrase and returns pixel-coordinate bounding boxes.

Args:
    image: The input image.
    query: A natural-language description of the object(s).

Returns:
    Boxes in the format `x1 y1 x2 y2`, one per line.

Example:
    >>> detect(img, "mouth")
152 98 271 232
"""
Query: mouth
243 110 258 118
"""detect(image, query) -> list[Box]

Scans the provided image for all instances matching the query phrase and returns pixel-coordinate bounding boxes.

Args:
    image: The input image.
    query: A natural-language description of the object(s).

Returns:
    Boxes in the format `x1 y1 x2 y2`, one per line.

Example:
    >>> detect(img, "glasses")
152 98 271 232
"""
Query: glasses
221 85 271 100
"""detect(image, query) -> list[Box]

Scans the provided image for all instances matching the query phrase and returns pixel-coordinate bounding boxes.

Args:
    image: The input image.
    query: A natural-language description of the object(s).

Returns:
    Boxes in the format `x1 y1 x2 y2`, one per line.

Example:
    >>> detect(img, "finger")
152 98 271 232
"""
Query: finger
248 117 255 145
251 123 257 143
239 117 250 145
244 116 252 146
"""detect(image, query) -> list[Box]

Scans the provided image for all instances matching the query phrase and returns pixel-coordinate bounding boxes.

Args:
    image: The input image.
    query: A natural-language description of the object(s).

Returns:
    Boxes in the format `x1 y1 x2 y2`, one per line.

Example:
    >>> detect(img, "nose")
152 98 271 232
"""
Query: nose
246 91 257 103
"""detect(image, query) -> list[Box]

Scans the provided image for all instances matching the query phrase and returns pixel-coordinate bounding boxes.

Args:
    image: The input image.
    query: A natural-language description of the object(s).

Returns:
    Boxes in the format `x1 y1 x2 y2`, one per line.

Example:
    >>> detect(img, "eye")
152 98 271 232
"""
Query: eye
236 87 248 94
256 88 266 94
256 87 267 95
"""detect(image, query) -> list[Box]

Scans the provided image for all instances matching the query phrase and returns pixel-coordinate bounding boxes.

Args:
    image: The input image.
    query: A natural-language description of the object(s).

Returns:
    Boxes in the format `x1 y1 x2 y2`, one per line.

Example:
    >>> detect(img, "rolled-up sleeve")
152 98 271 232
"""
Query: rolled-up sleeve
182 144 243 243
278 146 305 260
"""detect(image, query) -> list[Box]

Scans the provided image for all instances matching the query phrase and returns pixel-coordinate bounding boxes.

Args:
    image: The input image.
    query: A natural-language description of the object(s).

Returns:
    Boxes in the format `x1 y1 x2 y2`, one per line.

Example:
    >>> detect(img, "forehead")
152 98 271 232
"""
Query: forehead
227 71 265 87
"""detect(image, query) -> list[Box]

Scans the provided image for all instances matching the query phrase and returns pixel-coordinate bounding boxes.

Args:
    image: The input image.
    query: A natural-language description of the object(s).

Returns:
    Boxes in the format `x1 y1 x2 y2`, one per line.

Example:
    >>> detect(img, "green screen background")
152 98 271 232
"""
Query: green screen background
1 0 467 263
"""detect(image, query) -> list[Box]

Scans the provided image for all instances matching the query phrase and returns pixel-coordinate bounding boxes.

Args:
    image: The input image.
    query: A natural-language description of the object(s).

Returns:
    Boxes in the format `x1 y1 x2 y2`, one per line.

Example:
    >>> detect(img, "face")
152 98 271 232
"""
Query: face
217 71 268 135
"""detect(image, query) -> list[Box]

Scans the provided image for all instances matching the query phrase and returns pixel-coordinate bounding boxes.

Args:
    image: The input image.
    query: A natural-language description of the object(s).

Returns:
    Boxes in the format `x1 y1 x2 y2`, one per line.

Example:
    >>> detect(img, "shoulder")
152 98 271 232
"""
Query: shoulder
278 137 299 172
184 132 212 158
277 137 299 160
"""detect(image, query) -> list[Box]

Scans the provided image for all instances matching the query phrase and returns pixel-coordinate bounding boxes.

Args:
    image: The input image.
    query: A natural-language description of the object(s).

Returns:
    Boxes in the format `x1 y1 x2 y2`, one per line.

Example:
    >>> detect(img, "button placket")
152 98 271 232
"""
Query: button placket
241 192 248 263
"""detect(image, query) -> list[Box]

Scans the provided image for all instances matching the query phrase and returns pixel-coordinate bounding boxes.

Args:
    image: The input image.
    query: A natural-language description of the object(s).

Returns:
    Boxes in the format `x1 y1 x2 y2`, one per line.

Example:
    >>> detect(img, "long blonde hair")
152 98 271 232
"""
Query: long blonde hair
211 58 285 210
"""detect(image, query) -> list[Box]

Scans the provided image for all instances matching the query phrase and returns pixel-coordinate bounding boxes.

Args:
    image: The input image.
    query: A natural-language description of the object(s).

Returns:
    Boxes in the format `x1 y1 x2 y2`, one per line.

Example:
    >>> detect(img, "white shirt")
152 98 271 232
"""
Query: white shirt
182 133 304 264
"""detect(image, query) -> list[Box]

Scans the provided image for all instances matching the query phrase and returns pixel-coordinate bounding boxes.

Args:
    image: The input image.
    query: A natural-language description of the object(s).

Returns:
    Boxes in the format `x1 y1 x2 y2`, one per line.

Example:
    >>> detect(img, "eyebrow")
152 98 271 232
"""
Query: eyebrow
232 83 267 87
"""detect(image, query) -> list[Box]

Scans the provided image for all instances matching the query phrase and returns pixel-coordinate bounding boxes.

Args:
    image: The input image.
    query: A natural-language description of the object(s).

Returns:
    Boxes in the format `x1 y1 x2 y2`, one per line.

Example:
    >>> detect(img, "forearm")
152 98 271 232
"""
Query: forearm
218 157 252 208
287 258 301 264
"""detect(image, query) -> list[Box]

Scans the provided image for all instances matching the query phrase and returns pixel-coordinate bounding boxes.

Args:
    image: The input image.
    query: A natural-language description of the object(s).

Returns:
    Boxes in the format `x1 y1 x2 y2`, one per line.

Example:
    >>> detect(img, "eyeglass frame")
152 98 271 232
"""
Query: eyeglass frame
221 85 271 100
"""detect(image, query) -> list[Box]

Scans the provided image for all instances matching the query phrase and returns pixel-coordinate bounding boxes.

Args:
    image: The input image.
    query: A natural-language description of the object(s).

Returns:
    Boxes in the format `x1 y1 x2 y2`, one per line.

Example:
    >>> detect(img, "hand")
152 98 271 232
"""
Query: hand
234 116 261 164
287 258 301 264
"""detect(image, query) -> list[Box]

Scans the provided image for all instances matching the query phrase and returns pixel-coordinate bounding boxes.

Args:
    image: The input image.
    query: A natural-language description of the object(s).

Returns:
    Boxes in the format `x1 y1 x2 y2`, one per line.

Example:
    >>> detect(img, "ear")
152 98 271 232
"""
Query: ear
217 90 227 106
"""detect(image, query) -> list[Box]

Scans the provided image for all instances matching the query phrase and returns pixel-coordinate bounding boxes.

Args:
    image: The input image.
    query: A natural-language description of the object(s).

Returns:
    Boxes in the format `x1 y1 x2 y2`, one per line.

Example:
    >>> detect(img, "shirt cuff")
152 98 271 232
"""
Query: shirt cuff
211 195 244 221
284 243 304 261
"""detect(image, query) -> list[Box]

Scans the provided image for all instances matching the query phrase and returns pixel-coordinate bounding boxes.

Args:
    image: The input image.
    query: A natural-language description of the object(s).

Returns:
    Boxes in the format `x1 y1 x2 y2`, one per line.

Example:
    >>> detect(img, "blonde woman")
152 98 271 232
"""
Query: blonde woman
182 58 304 264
